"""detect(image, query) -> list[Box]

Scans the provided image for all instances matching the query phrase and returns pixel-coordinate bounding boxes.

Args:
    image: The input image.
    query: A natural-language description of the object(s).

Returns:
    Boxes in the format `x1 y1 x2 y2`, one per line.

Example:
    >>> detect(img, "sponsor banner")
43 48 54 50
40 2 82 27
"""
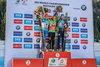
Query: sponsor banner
48 58 67 66
24 20 33 24
24 38 33 43
72 22 79 27
81 28 88 33
81 34 88 38
13 31 22 36
24 26 33 30
14 19 23 24
81 40 88 44
13 44 22 48
66 39 71 43
24 14 33 19
34 32 40 37
65 45 71 49
72 34 79 38
14 13 23 18
72 28 79 32
6 0 94 67
34 26 40 31
34 44 40 49
34 20 39 25
13 37 22 42
72 45 80 49
80 17 87 22
24 44 32 49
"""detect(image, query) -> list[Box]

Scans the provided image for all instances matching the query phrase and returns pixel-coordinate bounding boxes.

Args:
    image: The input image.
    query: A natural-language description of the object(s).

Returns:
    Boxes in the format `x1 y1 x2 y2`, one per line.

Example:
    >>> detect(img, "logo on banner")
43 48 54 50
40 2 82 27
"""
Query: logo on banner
72 22 79 27
16 25 21 30
81 28 88 33
72 34 79 38
14 19 23 24
24 44 32 49
14 13 23 18
24 20 33 24
74 39 78 44
13 37 22 42
13 44 22 48
81 40 88 44
73 17 77 21
72 45 80 49
81 34 88 38
65 45 71 49
34 26 40 31
13 31 22 36
66 39 71 43
80 17 87 22
83 45 87 50
34 44 40 49
24 14 33 19
36 38 40 43
51 58 56 63
16 0 28 5
48 58 67 66
82 23 86 27
34 32 40 37
56 53 60 57
26 32 31 36
81 5 87 11
34 20 39 25
72 28 79 32
24 26 33 30
24 38 33 43
26 60 31 65
82 60 87 64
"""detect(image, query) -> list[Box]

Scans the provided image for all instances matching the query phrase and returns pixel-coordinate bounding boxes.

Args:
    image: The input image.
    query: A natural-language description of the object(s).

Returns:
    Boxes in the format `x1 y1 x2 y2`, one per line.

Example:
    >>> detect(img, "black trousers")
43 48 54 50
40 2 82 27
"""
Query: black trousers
57 29 64 50
49 32 55 49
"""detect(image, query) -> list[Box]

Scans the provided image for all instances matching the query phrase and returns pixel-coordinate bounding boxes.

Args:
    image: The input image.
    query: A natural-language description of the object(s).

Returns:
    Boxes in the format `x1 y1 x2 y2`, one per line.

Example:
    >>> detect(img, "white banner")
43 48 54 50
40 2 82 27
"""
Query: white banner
5 0 94 67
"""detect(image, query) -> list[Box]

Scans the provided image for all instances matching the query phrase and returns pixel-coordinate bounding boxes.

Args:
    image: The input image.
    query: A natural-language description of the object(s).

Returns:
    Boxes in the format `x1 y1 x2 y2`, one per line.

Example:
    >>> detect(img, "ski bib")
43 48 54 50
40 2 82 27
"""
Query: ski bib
49 25 56 31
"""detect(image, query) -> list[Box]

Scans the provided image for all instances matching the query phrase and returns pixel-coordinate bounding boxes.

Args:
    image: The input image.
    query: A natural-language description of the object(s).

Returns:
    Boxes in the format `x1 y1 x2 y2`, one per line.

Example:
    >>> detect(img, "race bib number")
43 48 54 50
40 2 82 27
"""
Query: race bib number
49 25 56 31
59 23 64 27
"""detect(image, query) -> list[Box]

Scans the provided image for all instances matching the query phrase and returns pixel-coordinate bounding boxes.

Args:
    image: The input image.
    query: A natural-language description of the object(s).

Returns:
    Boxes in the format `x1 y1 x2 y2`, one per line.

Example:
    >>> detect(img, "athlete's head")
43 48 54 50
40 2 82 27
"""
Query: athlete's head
61 14 64 20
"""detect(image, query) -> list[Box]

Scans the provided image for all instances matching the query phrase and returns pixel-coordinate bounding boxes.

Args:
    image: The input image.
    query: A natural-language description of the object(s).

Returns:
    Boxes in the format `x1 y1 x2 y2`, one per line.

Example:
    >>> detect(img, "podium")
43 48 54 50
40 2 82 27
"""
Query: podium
44 52 71 67
12 59 43 67
72 59 97 67
12 52 97 67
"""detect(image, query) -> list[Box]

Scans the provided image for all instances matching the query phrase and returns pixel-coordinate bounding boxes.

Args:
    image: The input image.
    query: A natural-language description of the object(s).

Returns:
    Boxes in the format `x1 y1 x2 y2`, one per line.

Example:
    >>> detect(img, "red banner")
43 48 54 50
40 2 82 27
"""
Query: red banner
72 34 79 38
14 19 23 24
